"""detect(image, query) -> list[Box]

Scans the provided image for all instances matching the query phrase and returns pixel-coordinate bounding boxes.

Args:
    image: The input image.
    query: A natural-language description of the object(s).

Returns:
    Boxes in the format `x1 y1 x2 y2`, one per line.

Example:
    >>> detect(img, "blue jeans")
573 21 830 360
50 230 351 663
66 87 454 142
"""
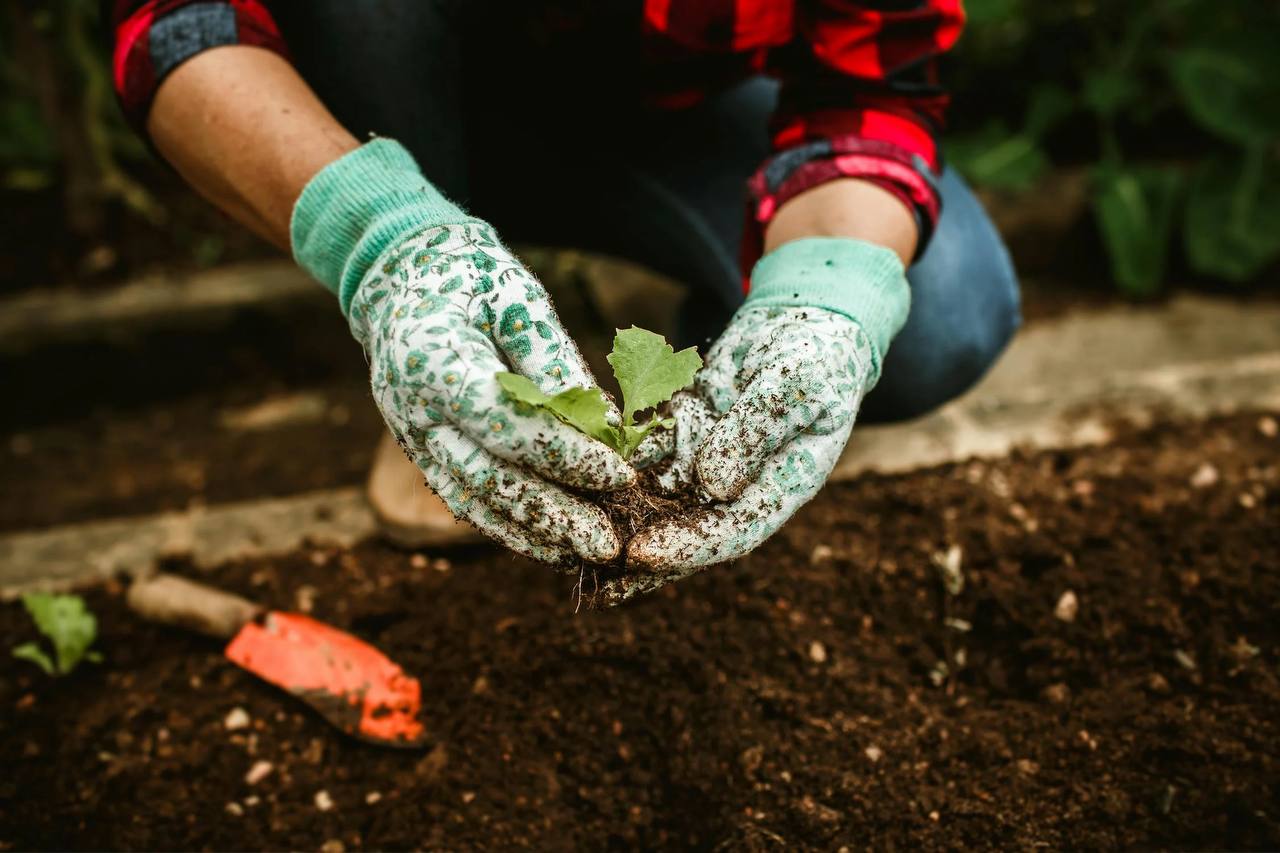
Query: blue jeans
272 1 1020 422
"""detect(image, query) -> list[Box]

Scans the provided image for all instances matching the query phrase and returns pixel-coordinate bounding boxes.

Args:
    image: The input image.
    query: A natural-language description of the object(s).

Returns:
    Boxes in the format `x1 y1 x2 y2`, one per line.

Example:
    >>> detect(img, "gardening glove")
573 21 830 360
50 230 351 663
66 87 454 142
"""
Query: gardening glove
605 238 910 602
292 139 634 566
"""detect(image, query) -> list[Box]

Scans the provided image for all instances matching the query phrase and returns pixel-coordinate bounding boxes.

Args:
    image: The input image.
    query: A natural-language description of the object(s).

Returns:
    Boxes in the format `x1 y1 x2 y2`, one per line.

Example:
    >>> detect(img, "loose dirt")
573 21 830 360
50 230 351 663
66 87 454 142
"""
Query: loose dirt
2 412 1277 850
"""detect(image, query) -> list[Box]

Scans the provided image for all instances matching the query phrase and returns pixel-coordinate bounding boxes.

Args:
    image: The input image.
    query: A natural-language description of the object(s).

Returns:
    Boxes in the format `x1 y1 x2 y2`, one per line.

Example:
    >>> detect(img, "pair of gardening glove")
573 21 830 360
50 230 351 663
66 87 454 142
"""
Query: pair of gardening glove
292 139 909 599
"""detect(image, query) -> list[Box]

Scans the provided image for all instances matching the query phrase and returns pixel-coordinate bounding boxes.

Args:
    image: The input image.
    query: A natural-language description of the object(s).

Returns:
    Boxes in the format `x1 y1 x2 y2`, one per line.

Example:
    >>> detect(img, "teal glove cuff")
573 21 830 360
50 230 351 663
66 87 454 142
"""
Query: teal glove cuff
745 237 911 363
290 138 482 315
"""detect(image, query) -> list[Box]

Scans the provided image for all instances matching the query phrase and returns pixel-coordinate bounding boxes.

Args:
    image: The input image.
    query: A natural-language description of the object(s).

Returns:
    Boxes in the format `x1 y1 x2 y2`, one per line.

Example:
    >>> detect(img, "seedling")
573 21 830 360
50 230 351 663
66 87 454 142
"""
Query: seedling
498 326 700 459
12 592 103 676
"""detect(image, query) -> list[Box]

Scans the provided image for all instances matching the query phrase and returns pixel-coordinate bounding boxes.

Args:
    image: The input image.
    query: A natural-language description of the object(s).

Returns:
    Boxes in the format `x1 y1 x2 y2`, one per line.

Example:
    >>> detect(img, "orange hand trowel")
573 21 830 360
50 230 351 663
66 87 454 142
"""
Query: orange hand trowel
127 573 425 748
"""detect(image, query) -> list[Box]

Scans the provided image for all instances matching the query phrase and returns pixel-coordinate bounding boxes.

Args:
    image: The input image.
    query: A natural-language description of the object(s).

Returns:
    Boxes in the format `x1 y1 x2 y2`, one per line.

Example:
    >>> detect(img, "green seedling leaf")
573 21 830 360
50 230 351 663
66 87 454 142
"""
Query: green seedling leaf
607 327 702 425
14 592 102 676
497 372 621 450
12 642 55 675
495 327 700 460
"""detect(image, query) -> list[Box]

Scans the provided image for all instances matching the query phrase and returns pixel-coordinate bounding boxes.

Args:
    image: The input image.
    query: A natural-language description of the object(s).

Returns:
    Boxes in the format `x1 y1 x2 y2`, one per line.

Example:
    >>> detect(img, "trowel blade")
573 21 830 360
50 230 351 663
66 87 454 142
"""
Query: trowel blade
224 611 425 747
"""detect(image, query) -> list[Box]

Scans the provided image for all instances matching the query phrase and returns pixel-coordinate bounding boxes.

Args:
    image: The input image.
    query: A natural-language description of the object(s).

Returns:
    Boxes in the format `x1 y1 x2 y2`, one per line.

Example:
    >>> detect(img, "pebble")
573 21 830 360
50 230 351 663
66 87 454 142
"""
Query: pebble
1041 683 1071 705
225 802 244 817
1259 416 1278 438
315 790 335 812
295 585 318 613
1054 590 1079 623
933 545 964 596
410 553 428 570
461 791 476 804
244 760 273 786
431 558 452 573
320 840 344 853
224 707 250 731
243 796 260 807
365 791 382 805
810 544 834 564
808 641 828 664
1174 649 1198 671
1146 672 1171 694
1189 463 1219 489
1016 759 1039 775
864 745 883 763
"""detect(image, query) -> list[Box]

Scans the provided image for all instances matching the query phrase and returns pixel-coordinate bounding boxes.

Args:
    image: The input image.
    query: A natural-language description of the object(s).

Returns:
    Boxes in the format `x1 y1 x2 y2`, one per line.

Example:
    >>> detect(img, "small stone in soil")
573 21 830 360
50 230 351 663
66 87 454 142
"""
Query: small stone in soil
1189 463 1219 489
225 802 244 817
365 791 382 805
410 553 428 570
224 707 250 731
244 760 273 786
295 585 318 613
1054 590 1079 622
1041 683 1071 705
808 641 828 663
320 840 344 853
864 745 883 763
315 790 335 812
1258 416 1278 438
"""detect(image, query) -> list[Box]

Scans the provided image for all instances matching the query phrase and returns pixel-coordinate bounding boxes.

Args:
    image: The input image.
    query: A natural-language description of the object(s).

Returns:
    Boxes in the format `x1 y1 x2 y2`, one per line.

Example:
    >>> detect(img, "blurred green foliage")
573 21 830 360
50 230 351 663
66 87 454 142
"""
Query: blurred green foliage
948 0 1280 293
1 0 161 234
3 0 1276 292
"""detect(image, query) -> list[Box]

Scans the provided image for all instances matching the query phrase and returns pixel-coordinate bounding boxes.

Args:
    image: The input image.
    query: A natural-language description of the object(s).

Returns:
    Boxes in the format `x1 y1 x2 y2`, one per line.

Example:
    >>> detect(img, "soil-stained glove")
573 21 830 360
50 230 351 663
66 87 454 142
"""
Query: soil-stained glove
606 238 910 602
292 140 633 565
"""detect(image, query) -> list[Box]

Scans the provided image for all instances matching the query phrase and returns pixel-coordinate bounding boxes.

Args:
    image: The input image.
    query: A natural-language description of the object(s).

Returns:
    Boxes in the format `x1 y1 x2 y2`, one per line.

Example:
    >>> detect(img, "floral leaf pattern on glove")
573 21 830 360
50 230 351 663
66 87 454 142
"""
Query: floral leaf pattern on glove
348 222 634 566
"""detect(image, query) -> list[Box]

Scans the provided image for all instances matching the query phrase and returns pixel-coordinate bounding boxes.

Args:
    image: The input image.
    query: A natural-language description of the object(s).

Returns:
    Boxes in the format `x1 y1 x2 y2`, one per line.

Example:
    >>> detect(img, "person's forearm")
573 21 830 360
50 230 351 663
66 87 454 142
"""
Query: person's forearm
763 178 918 266
147 46 359 250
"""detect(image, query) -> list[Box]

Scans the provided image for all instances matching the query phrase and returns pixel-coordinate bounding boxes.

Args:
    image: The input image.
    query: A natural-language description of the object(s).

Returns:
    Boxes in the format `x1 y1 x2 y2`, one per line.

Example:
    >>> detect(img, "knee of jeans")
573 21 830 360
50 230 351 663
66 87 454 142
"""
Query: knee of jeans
864 261 1021 423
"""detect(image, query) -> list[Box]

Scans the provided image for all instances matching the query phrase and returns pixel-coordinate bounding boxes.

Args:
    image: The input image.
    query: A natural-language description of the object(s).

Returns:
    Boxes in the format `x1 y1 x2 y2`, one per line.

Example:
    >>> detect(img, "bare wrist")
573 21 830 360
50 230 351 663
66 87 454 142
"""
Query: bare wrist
762 178 919 265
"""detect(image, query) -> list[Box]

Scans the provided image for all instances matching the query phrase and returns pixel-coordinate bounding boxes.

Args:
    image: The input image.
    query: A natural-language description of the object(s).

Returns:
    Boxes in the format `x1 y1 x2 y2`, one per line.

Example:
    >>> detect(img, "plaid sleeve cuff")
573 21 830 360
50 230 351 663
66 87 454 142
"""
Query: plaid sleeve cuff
112 0 289 134
741 108 945 277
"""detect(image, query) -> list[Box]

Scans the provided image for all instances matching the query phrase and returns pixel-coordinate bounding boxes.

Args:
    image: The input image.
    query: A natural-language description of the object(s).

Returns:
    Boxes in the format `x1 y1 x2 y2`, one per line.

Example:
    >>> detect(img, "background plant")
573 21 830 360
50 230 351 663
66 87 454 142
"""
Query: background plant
1 0 162 234
3 0 1276 295
12 592 103 676
946 0 1280 295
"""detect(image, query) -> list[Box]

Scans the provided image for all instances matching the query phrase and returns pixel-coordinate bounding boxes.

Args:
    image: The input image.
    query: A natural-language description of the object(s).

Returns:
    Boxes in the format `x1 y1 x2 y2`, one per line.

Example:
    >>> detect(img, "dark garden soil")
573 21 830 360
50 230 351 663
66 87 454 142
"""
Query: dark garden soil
2 412 1278 851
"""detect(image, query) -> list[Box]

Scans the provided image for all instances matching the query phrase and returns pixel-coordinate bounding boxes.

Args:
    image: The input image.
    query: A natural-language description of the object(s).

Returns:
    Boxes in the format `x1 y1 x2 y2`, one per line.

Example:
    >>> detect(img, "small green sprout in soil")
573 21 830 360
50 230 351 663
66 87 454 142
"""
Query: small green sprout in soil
497 326 700 459
12 592 103 676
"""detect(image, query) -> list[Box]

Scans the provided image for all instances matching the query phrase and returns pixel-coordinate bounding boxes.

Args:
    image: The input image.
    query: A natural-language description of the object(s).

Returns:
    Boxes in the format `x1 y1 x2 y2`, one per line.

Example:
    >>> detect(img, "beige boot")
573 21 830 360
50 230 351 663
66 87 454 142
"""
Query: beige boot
366 432 483 548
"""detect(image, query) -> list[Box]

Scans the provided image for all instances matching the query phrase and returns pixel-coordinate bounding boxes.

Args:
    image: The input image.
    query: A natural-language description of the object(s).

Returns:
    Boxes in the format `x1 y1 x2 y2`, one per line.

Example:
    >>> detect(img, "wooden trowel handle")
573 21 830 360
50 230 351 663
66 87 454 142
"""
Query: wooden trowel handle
127 573 263 640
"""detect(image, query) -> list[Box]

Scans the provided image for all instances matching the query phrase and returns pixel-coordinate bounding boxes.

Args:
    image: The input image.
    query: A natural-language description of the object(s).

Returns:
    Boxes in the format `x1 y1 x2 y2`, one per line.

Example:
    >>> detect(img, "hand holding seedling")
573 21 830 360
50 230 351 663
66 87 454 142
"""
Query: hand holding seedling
346 221 638 564
293 141 635 565
602 238 912 602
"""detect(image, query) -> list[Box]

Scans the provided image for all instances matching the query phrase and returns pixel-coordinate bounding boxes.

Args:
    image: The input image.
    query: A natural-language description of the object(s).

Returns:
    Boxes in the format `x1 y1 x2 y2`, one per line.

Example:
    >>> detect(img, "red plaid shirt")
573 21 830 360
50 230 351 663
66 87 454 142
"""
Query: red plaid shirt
107 0 963 263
